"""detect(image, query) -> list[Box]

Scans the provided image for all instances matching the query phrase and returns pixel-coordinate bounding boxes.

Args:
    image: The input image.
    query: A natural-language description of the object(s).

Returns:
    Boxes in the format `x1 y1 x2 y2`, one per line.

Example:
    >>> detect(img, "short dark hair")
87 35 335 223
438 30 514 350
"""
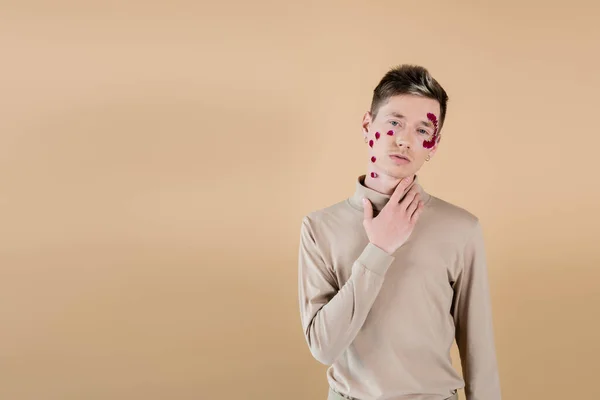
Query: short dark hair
370 64 449 132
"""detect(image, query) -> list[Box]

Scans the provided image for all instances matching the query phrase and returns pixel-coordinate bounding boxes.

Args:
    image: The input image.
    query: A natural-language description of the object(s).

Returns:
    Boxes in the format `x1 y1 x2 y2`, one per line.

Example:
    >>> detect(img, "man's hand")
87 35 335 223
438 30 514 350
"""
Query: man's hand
362 176 424 255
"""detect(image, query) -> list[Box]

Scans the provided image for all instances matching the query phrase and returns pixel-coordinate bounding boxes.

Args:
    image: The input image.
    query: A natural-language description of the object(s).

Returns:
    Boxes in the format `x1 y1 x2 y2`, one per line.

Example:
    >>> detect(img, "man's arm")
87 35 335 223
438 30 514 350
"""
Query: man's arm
453 219 502 400
298 215 394 365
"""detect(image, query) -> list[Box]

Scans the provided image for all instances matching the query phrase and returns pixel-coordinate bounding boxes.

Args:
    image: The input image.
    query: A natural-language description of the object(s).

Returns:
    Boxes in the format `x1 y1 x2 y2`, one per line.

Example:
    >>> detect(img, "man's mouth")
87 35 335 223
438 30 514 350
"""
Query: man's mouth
389 154 410 161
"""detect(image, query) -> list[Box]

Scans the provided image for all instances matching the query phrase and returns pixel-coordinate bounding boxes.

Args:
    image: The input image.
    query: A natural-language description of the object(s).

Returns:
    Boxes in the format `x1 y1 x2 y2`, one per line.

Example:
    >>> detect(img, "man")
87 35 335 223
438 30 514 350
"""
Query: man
297 65 501 400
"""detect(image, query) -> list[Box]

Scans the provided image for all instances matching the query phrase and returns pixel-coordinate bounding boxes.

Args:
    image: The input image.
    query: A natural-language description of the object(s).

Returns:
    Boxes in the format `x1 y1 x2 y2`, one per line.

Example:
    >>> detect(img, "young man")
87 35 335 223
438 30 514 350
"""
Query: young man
298 65 501 400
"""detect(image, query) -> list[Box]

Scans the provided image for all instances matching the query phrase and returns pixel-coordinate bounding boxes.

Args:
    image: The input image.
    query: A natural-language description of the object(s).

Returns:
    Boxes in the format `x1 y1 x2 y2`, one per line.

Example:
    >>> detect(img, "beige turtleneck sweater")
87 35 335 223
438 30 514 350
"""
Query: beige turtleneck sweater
297 175 501 400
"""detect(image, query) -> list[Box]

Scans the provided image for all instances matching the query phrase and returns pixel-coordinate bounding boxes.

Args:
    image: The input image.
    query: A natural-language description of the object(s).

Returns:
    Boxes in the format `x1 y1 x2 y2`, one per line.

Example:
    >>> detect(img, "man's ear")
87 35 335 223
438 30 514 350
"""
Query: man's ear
361 111 372 135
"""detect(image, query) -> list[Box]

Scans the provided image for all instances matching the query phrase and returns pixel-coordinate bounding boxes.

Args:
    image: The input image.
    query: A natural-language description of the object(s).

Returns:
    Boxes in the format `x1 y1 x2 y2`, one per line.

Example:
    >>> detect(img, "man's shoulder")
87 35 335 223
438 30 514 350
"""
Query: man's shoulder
428 194 480 231
302 199 356 229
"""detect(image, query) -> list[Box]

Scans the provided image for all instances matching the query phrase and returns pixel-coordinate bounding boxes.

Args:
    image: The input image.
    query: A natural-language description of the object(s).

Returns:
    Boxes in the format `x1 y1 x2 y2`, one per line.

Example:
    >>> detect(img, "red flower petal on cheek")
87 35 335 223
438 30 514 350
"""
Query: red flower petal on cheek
375 132 380 140
423 114 439 149
423 138 435 149
371 156 376 162
387 130 394 136
369 140 374 148
370 172 378 178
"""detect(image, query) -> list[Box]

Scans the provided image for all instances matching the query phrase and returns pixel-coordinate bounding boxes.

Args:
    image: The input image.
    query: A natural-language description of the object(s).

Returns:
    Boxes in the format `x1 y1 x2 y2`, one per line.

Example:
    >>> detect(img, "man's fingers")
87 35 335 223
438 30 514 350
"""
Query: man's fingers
410 202 424 223
406 195 420 216
400 185 420 210
389 175 414 204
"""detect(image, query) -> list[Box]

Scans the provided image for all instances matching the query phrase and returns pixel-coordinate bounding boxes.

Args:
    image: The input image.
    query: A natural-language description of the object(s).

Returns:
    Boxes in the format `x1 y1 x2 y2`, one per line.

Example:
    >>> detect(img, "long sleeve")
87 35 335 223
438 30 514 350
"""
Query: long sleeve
452 219 502 400
298 216 395 365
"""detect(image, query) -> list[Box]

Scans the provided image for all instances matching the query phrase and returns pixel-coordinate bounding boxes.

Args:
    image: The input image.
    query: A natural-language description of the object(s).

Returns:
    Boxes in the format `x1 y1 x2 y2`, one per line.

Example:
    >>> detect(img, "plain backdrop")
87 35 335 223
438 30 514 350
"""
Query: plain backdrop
1 1 599 399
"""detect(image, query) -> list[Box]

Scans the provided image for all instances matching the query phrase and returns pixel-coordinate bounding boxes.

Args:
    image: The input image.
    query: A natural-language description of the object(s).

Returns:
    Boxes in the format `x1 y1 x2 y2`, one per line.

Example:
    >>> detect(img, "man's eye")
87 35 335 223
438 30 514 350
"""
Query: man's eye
418 129 429 135
390 121 400 127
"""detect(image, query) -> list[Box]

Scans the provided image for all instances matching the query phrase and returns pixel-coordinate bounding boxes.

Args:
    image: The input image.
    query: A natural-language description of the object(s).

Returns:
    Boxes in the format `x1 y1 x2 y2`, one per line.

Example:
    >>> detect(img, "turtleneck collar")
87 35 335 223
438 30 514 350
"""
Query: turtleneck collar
347 174 432 214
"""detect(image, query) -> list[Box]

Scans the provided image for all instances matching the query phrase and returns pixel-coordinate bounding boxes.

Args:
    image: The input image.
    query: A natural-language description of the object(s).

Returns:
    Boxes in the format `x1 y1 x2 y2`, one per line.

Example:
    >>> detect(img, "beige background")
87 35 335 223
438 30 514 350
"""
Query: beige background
1 1 599 399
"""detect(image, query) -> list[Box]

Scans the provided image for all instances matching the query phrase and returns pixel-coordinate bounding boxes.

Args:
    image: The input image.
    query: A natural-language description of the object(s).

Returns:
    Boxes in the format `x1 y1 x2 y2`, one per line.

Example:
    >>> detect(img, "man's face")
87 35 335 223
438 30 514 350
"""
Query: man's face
362 94 442 179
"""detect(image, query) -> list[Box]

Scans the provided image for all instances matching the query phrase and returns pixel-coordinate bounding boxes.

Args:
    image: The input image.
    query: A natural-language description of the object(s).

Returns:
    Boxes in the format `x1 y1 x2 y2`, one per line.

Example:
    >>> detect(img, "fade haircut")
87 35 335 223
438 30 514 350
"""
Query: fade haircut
370 64 449 132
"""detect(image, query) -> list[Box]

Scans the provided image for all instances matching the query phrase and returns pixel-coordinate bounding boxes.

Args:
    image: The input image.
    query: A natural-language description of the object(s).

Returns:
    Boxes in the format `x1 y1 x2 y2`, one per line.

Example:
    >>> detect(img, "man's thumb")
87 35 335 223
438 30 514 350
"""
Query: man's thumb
362 198 373 221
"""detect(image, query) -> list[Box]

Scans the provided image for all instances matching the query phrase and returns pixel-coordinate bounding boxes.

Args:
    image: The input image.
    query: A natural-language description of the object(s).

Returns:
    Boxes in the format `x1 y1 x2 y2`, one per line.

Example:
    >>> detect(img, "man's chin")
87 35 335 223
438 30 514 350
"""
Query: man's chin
387 166 418 179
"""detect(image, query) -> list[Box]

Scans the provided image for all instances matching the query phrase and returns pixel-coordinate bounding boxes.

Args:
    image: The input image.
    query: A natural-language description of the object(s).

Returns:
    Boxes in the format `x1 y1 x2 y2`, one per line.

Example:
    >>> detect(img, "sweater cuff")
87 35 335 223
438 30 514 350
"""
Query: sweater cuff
356 242 395 277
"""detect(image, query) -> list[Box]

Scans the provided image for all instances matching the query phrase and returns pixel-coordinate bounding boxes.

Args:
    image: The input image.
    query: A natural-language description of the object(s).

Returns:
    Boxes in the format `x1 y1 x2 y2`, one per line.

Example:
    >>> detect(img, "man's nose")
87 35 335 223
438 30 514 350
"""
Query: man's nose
395 130 412 148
